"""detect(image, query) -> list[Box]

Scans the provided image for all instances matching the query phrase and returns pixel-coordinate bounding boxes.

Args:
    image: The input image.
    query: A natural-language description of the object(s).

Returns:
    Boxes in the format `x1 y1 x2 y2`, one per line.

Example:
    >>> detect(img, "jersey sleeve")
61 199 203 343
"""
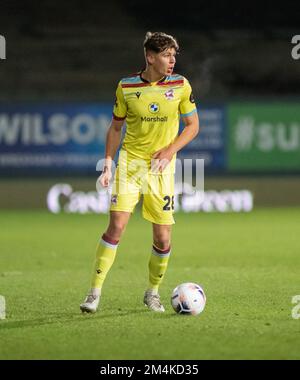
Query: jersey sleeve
112 81 127 120
179 79 197 117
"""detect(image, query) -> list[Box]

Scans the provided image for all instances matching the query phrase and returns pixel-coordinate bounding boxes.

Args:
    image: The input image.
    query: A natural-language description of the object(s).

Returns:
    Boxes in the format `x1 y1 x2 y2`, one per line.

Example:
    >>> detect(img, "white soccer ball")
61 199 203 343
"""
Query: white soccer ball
171 282 206 316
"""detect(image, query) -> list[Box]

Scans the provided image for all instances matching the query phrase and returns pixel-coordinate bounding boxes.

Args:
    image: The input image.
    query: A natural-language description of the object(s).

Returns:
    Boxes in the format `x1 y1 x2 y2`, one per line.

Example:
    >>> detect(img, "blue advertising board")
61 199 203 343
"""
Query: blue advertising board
0 103 226 176
0 103 112 175
177 105 226 172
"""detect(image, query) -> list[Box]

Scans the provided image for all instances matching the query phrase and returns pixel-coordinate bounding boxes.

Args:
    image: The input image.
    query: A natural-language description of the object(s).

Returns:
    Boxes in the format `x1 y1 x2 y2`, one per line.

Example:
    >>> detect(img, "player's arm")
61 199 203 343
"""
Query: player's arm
104 118 125 169
152 111 199 172
100 81 127 187
170 111 199 153
152 79 199 172
100 118 124 187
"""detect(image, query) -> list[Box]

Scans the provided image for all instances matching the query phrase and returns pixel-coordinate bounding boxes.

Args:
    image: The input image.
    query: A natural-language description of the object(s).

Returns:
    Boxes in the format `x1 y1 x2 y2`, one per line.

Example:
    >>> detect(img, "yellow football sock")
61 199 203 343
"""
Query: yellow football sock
148 245 171 292
91 234 119 290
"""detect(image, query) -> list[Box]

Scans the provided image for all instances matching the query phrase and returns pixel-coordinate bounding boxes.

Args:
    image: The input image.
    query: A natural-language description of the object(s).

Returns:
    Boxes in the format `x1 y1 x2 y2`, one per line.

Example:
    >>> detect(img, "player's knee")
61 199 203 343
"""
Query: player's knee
153 234 171 251
153 226 171 250
107 221 126 239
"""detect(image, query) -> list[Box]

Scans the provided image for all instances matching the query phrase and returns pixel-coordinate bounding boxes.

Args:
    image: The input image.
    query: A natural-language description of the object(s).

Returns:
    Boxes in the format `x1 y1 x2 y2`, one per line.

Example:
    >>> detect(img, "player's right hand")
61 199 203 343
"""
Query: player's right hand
98 168 112 188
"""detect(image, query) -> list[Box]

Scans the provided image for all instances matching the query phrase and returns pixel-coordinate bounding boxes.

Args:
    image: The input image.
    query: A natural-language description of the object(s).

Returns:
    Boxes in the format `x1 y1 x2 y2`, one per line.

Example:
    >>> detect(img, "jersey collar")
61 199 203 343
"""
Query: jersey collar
139 70 167 84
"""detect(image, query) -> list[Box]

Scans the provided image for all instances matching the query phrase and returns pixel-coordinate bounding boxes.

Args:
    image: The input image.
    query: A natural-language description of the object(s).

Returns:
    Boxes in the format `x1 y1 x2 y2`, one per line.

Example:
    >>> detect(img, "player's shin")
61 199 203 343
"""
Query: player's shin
91 233 119 292
148 245 171 293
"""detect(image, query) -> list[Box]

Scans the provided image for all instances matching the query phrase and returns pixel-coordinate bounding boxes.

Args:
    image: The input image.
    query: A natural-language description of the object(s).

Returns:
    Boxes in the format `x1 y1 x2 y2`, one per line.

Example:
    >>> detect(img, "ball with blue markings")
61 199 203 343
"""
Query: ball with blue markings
171 282 206 316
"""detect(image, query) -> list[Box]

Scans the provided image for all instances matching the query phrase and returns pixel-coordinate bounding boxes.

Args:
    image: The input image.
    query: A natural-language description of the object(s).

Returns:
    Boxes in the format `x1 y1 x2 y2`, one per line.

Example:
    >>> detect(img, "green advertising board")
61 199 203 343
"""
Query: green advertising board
228 103 300 171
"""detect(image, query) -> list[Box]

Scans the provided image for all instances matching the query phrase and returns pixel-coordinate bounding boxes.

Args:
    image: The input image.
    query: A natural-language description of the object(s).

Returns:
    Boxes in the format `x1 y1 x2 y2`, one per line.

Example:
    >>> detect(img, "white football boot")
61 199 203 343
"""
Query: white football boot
80 292 100 313
143 290 165 313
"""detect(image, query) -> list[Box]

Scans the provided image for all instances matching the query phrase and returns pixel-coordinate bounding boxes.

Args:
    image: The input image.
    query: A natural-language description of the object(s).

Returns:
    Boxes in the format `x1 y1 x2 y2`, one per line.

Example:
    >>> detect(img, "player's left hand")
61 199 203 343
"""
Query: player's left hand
151 146 175 173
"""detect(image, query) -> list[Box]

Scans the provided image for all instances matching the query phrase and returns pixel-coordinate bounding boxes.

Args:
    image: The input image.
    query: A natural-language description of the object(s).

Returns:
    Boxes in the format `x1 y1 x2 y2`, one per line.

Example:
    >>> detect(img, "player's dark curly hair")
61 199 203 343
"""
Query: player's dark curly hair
143 31 179 53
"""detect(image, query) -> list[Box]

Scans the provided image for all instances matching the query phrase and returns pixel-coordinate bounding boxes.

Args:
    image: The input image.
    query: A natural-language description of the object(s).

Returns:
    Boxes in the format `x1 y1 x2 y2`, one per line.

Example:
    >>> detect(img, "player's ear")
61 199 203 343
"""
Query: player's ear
145 50 156 65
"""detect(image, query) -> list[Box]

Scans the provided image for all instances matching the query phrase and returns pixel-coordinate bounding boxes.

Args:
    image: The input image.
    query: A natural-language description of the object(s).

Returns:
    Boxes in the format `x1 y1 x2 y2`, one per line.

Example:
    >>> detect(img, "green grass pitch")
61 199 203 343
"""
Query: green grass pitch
0 208 300 359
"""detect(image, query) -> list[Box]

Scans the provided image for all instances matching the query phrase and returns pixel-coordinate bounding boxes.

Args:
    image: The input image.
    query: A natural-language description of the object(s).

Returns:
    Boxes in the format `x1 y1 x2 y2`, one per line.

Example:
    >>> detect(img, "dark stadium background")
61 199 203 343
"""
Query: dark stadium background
0 0 300 209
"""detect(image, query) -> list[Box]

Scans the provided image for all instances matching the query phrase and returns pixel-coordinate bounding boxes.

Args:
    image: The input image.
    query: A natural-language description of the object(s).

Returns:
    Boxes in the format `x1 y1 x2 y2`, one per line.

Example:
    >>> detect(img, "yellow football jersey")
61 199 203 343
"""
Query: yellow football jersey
112 72 197 173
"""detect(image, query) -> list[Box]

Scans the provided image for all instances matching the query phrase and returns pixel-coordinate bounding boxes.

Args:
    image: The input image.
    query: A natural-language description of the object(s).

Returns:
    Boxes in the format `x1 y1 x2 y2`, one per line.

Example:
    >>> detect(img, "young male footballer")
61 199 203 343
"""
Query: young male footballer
80 31 199 313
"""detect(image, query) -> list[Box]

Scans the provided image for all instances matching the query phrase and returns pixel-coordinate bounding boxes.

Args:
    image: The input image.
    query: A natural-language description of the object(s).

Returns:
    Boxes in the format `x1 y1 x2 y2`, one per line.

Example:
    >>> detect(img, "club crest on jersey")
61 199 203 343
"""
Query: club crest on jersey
164 89 174 100
149 102 160 113
111 195 118 205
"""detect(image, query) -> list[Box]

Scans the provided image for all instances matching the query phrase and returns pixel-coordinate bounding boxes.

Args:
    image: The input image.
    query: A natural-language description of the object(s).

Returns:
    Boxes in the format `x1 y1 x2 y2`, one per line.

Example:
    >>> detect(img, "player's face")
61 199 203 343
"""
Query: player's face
152 48 176 76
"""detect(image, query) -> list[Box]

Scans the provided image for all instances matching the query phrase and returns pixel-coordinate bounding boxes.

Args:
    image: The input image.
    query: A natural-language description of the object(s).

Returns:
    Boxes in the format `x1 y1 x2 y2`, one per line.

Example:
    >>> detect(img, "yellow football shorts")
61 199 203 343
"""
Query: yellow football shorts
110 161 175 225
